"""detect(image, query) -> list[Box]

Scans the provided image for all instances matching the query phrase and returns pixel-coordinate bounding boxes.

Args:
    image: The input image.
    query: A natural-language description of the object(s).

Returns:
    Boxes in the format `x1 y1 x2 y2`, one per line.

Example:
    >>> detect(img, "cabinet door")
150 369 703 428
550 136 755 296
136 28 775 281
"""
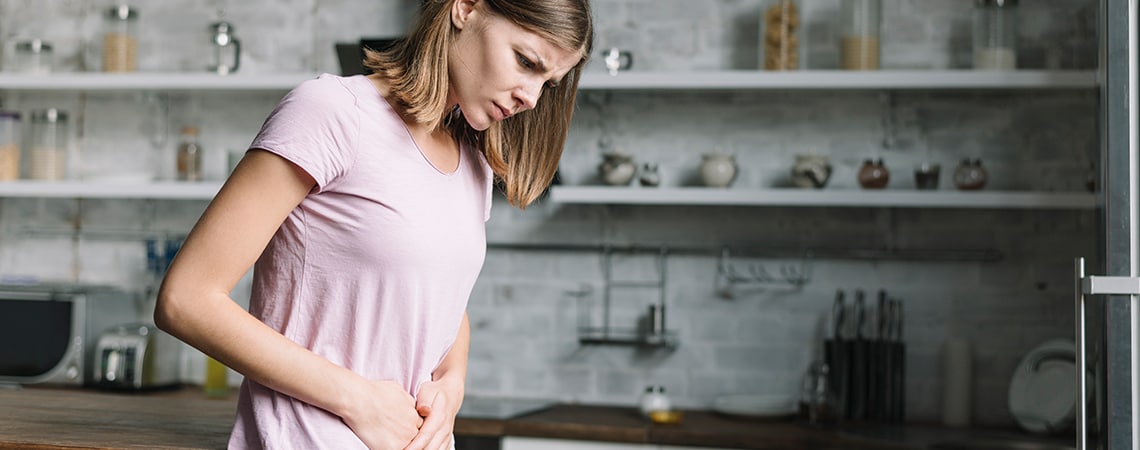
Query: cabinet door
659 446 746 450
501 437 654 450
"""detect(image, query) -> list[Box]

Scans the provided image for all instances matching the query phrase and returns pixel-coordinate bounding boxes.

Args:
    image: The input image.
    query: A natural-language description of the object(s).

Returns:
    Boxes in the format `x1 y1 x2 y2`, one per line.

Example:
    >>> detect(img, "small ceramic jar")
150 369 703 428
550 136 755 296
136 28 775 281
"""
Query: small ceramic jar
598 152 635 186
700 152 737 188
857 158 890 189
791 154 832 189
639 385 671 418
914 163 941 190
639 163 661 187
953 158 988 190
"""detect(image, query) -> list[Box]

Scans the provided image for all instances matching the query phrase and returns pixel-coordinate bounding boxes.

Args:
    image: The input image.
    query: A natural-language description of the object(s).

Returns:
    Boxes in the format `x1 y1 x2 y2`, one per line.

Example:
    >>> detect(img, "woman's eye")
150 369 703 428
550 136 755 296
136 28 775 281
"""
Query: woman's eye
516 53 535 69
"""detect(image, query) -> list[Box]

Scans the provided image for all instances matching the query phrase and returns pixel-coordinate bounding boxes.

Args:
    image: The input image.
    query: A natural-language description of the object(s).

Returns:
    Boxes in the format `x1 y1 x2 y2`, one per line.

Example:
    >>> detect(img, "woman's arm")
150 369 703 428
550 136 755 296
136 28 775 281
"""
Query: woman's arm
406 312 470 450
155 149 422 448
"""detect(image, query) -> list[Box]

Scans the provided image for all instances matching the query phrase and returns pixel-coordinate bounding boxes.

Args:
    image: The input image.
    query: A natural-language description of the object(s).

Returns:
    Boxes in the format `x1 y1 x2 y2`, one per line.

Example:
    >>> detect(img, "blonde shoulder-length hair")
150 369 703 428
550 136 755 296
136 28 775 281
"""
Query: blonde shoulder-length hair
363 0 593 208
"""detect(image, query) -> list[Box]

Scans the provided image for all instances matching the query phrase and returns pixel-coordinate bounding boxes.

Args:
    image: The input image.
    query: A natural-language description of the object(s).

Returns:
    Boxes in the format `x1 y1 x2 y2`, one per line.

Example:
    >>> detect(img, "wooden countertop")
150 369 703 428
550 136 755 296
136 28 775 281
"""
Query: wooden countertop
0 387 1072 450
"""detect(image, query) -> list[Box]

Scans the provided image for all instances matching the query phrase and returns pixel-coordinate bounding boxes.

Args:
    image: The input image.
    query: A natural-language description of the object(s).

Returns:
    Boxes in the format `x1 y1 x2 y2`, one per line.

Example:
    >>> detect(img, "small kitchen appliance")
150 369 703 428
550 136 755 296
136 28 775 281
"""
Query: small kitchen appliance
94 323 180 390
0 284 137 386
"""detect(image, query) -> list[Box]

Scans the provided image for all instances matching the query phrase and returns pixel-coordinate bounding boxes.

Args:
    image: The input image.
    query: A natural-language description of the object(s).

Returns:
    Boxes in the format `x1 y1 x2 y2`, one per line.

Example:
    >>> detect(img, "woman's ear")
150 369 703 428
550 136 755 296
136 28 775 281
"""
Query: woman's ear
451 0 480 30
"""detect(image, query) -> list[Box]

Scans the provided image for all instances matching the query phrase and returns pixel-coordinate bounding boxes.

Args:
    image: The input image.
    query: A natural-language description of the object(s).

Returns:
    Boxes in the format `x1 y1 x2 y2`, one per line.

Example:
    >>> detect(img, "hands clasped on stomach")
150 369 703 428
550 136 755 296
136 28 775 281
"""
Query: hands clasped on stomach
341 379 458 450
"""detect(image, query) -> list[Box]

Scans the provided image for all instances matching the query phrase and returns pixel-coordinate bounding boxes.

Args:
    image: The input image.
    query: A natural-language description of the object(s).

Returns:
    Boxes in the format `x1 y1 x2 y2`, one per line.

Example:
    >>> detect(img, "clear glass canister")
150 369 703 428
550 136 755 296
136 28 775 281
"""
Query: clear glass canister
0 111 20 181
761 0 800 70
840 0 881 70
103 5 139 72
11 39 54 74
973 0 1017 70
27 109 69 181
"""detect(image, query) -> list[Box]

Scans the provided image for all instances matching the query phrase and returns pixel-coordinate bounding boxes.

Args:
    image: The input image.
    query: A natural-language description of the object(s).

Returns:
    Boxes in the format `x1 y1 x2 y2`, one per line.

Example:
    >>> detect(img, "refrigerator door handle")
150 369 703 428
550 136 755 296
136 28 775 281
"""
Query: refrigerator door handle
1075 257 1140 450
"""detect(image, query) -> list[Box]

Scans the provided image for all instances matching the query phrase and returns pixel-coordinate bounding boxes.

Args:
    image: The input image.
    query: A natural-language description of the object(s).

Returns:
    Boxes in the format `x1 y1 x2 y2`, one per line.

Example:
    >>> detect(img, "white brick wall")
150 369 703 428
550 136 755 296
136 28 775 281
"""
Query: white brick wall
0 0 1097 427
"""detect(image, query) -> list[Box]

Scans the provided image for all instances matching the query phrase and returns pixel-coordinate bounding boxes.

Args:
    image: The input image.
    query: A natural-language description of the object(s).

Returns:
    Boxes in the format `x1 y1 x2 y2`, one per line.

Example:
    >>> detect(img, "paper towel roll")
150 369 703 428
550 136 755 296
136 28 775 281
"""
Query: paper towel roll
941 337 973 427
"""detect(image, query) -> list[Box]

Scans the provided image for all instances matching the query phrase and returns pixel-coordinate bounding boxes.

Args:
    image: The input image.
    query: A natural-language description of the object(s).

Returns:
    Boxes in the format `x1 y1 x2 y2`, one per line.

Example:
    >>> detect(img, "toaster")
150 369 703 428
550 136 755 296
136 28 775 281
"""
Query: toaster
94 323 181 390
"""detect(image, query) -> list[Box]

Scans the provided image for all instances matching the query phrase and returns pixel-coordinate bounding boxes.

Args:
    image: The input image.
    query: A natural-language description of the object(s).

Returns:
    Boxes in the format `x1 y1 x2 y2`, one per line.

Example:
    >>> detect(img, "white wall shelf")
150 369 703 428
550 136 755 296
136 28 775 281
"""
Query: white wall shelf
578 70 1097 90
0 181 222 200
548 186 1097 210
0 70 1096 92
0 73 319 91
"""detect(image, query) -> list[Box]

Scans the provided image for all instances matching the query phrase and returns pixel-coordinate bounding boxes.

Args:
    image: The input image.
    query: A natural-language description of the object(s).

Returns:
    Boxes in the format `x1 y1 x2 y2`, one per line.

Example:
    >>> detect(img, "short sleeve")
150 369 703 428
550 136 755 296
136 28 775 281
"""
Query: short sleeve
249 74 361 192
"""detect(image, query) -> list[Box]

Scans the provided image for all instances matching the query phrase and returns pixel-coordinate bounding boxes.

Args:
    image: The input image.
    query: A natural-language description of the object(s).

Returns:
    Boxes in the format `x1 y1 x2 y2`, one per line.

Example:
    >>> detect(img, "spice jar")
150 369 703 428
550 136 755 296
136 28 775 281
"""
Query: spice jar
761 0 800 71
102 5 139 72
11 39 54 74
953 158 989 190
857 158 890 189
840 0 881 70
176 126 203 181
0 112 20 181
27 109 69 181
973 0 1017 70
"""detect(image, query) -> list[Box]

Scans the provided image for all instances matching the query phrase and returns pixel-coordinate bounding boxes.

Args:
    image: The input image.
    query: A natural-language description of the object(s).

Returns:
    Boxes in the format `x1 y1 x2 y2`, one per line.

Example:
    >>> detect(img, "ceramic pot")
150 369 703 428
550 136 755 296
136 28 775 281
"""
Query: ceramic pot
914 163 941 190
700 153 737 188
857 158 890 189
639 163 661 187
599 152 636 186
791 155 832 189
953 158 988 190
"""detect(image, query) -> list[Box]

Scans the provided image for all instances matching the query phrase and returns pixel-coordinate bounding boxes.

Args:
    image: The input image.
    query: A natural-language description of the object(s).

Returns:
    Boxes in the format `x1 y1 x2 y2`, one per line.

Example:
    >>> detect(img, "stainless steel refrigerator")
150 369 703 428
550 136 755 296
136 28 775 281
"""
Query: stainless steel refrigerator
1077 1 1139 449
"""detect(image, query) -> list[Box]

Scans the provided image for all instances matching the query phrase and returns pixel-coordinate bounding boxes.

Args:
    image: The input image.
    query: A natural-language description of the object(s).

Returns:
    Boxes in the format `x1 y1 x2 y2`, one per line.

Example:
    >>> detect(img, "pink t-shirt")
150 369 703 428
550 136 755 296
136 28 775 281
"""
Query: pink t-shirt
229 74 491 449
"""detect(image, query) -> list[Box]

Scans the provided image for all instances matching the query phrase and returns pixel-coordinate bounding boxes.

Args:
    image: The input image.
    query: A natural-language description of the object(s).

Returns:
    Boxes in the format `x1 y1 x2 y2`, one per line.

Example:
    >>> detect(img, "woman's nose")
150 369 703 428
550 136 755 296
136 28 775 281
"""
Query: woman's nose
514 79 543 112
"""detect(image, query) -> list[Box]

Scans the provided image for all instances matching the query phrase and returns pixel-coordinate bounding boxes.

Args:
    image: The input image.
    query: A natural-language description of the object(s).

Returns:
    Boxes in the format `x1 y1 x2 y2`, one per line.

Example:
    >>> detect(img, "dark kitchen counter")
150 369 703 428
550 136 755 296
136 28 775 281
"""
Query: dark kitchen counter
0 386 1073 450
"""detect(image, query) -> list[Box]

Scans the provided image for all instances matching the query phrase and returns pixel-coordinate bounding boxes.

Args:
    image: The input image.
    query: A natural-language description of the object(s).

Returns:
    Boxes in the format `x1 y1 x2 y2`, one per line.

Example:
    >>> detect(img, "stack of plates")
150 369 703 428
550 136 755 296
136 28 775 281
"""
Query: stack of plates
712 394 799 419
1007 339 1077 434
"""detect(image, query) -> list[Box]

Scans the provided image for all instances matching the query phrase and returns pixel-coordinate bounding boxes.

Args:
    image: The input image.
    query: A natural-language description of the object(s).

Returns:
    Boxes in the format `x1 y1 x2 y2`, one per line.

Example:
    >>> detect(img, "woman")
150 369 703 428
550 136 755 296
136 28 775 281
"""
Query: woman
154 0 593 448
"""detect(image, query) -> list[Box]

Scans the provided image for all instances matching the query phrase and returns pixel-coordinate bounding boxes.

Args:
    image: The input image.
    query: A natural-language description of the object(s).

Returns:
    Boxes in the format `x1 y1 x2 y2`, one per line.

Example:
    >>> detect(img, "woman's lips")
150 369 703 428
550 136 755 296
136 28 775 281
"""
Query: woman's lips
495 104 511 120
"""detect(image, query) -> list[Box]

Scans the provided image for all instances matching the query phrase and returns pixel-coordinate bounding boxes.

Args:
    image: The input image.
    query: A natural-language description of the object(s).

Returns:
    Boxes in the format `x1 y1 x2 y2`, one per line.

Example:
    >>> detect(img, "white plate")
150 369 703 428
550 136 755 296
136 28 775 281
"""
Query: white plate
1008 339 1076 433
712 394 799 418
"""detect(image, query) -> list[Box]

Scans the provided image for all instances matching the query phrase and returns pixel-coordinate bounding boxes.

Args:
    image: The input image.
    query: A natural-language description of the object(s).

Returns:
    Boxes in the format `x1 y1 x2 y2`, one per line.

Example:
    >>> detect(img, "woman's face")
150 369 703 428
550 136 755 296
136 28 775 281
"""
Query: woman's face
448 0 582 131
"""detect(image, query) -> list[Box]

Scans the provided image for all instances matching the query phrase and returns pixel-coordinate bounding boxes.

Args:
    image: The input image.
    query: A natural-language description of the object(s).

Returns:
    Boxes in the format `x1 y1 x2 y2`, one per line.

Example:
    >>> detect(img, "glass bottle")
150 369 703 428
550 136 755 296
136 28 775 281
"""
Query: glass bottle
102 5 139 72
27 109 69 181
176 126 203 181
973 0 1017 70
760 0 801 71
840 0 881 70
0 111 20 181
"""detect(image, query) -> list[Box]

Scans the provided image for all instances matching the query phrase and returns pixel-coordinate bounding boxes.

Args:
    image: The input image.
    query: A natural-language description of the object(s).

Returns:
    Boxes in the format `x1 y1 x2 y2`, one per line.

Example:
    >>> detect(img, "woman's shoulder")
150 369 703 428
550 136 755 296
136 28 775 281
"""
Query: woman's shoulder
282 74 364 109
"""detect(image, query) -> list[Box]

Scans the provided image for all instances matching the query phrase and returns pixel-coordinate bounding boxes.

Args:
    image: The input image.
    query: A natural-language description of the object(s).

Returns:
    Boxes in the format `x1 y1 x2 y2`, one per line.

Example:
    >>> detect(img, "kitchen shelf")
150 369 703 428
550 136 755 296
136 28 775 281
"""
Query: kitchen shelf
578 70 1097 90
0 181 222 199
548 186 1098 209
0 70 1096 92
0 72 319 91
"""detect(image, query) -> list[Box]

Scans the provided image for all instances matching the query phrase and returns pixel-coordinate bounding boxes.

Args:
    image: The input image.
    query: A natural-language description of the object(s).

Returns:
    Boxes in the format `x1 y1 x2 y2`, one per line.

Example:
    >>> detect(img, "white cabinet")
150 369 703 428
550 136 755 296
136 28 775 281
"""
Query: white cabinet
501 437 655 450
500 437 747 450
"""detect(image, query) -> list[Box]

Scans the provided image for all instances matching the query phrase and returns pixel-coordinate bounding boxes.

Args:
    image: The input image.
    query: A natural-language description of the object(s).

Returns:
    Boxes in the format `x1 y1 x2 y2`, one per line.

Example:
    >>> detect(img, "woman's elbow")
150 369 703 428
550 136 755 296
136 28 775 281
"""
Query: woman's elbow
153 281 191 339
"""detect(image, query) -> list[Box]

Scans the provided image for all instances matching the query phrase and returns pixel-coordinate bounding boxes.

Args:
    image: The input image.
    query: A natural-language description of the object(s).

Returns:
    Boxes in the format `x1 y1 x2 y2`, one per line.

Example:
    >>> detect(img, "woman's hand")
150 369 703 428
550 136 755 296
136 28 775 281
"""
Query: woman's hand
403 378 463 450
340 379 424 450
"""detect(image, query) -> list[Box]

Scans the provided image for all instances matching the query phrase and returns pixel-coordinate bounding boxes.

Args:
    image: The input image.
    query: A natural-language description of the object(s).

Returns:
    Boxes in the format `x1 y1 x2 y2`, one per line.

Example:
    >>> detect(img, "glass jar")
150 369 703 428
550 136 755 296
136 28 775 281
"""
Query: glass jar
973 0 1017 70
10 39 54 74
27 109 69 181
176 126 203 181
0 111 20 181
760 0 800 71
840 0 881 70
103 5 139 72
